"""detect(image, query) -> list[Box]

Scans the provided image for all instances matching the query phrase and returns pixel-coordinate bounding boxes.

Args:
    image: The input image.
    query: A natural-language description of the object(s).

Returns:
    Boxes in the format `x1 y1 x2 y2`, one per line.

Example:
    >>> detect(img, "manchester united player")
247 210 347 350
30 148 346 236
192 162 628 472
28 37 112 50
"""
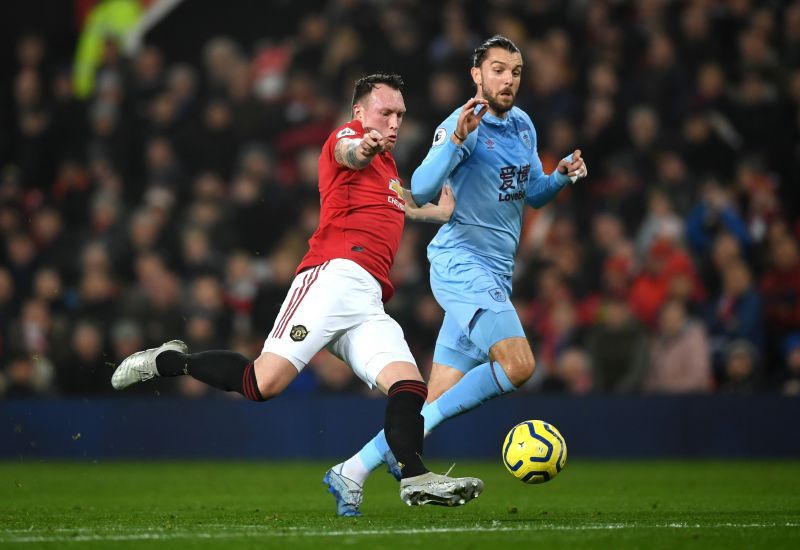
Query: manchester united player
110 74 482 514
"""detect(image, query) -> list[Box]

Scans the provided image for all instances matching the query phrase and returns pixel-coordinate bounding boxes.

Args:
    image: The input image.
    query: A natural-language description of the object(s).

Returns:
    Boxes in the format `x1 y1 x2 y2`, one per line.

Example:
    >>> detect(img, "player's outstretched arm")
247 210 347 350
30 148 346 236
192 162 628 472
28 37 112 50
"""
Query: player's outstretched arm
334 130 387 170
526 149 589 209
403 184 455 224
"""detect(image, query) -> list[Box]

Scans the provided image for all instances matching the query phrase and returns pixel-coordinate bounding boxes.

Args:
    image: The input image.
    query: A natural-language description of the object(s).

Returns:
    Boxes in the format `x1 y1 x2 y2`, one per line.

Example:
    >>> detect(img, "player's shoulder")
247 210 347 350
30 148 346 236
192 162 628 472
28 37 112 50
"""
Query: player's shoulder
509 107 538 147
509 107 535 131
428 108 461 148
331 119 364 142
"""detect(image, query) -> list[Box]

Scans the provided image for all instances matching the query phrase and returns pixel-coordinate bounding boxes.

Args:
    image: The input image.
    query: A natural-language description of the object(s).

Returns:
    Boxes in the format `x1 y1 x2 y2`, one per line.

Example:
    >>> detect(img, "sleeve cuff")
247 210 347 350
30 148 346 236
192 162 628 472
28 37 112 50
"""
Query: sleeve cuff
553 169 572 187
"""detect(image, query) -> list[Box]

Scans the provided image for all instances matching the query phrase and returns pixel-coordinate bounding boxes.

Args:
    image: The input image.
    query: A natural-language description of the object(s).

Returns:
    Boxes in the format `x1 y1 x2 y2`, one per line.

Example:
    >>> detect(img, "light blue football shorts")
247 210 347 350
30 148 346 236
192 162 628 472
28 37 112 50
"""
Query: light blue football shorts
429 250 525 373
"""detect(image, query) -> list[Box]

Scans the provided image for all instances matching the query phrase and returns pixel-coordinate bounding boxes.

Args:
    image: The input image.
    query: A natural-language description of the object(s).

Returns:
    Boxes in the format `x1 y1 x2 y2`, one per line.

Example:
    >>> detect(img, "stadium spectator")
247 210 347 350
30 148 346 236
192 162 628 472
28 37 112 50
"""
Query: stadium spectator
760 234 800 376
628 238 703 328
701 232 746 299
584 212 630 295
5 232 39 300
781 333 800 395
635 190 685 259
0 267 16 367
760 236 800 341
653 151 695 218
707 260 764 380
110 319 145 368
540 347 593 395
58 320 111 394
31 267 66 315
1 352 54 397
680 109 738 180
585 296 649 394
686 179 751 259
644 299 712 394
719 339 761 394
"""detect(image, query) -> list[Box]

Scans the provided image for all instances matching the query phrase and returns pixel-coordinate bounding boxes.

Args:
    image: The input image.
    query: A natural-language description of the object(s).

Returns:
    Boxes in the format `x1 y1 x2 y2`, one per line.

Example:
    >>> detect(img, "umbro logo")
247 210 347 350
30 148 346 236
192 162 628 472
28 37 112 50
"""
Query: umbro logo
485 138 495 150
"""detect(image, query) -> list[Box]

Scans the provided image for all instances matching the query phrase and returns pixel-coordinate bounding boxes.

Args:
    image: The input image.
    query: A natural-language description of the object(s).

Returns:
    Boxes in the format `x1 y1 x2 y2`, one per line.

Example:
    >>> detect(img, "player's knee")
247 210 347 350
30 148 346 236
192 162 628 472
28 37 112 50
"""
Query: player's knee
255 369 290 400
256 378 282 400
506 354 536 387
252 354 298 400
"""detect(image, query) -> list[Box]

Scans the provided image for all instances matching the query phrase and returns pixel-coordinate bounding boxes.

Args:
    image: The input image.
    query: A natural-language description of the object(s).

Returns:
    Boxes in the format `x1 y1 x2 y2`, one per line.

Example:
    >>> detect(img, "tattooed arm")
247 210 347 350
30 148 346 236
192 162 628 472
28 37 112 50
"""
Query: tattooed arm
334 129 387 170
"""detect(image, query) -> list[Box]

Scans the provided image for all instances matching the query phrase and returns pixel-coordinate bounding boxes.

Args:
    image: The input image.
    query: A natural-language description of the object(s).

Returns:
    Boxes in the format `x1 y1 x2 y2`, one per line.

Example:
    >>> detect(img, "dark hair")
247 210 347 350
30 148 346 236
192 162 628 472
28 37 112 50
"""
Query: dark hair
351 73 404 107
472 35 521 67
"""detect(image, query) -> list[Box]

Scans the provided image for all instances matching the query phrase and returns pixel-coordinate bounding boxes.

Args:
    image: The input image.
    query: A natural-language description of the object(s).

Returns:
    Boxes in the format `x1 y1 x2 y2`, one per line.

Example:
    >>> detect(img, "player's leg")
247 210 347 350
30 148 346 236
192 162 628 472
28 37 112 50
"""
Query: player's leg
345 314 479 483
374 360 429 479
326 308 482 512
377 359 483 508
420 310 531 430
109 338 276 400
414 254 533 430
327 317 428 484
112 261 338 401
154 349 298 401
426 361 465 401
349 309 531 482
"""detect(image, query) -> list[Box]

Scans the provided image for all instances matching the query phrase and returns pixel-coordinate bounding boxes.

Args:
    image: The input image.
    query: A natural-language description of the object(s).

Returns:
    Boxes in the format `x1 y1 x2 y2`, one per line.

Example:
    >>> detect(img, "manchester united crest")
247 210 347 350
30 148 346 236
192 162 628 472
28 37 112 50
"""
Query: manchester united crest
290 325 309 342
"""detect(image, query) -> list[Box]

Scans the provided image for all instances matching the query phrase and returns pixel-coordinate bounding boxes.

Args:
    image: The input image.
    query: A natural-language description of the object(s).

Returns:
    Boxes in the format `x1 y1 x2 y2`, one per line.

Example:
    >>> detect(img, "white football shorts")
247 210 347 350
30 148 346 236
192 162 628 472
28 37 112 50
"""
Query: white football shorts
262 258 416 388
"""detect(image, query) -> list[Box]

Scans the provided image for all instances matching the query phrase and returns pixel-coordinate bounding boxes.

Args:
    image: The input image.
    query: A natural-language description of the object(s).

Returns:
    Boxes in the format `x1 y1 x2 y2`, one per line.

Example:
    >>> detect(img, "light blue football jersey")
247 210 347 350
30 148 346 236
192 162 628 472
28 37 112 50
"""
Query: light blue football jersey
411 106 570 277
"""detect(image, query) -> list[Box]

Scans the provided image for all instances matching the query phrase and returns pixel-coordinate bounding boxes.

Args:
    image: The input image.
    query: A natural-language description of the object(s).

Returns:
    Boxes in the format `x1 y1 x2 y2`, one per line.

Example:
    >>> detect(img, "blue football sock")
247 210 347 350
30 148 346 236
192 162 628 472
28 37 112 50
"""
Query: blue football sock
356 429 391 473
424 360 516 433
356 362 515 474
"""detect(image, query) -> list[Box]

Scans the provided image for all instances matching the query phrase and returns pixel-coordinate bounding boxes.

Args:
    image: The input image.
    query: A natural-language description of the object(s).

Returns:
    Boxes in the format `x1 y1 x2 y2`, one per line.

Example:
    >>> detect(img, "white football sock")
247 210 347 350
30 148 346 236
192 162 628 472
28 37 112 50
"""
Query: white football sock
338 455 369 486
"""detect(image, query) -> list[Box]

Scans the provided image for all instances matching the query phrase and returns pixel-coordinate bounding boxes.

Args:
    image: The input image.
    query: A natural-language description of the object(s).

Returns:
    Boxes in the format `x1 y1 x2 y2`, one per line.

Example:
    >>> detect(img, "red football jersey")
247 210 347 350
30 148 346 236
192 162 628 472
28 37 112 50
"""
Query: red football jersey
296 119 406 302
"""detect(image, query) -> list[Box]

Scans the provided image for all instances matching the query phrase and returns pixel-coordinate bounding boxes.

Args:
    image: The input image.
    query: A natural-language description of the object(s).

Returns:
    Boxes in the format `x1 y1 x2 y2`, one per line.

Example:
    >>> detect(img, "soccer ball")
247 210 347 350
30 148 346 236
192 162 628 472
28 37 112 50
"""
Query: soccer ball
502 419 567 484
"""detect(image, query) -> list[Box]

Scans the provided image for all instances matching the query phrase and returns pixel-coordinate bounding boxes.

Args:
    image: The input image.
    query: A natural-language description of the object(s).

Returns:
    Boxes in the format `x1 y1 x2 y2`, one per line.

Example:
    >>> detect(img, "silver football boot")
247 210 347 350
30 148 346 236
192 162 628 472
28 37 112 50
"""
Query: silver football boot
111 340 188 389
399 470 484 507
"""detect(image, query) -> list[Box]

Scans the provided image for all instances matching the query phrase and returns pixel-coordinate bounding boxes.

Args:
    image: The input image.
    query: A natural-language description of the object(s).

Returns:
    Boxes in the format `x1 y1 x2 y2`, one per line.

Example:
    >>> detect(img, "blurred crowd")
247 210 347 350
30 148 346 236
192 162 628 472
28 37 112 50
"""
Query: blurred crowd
2 0 800 399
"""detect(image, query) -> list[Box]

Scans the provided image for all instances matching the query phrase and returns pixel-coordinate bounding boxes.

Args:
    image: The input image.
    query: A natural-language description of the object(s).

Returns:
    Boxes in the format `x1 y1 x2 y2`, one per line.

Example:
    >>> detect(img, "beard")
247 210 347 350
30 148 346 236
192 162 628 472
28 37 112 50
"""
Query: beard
481 83 515 114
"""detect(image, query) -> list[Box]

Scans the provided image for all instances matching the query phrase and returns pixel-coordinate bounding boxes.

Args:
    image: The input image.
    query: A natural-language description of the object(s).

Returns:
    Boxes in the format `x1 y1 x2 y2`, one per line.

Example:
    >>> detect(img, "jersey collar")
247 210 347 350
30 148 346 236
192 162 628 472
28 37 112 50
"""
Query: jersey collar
483 110 511 126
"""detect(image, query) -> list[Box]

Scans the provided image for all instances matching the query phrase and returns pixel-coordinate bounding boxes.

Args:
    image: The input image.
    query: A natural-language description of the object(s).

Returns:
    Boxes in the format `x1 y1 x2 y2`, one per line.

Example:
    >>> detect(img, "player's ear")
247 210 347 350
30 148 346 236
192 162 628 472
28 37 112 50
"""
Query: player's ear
353 102 363 122
470 66 482 86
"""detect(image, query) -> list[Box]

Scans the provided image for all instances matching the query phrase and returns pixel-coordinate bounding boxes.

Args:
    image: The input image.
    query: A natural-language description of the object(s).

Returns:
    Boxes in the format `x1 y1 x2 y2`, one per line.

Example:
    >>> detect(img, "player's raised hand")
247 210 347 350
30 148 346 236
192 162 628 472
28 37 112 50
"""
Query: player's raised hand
557 149 588 183
453 97 488 144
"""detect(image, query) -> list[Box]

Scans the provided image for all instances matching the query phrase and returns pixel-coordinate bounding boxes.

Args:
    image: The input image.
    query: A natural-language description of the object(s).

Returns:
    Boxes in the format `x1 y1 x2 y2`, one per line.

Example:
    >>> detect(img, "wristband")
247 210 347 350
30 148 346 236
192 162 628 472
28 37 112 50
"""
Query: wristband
453 131 467 142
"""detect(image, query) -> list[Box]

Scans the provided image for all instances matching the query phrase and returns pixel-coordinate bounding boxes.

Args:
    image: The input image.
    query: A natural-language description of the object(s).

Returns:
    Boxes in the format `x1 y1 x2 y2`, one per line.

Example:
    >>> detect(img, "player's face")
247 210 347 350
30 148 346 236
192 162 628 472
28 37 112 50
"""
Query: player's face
472 48 523 116
355 85 406 151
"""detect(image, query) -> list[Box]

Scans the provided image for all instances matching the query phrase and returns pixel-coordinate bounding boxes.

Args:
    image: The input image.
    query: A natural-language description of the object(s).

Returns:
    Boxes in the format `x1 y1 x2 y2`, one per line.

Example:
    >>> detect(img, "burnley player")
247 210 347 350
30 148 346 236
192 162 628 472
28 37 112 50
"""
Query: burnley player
333 37 589 514
111 74 482 513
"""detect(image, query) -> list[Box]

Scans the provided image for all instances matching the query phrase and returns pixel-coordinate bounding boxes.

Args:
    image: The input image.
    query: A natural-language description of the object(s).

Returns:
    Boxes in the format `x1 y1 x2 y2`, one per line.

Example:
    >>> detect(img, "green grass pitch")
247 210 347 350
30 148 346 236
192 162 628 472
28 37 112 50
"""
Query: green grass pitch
1 460 798 549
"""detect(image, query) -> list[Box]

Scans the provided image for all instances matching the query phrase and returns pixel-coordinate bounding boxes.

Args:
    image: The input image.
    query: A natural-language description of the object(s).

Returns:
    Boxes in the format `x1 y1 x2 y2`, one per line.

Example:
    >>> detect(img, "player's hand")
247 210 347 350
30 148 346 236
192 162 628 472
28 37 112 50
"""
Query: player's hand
437 184 455 219
453 97 488 145
359 129 387 157
403 184 455 224
557 149 588 183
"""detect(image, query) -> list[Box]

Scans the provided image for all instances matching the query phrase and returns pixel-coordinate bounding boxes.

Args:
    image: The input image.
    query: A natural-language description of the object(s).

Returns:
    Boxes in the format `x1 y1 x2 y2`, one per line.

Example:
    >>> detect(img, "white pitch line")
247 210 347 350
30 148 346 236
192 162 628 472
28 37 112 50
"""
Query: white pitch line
0 522 798 543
